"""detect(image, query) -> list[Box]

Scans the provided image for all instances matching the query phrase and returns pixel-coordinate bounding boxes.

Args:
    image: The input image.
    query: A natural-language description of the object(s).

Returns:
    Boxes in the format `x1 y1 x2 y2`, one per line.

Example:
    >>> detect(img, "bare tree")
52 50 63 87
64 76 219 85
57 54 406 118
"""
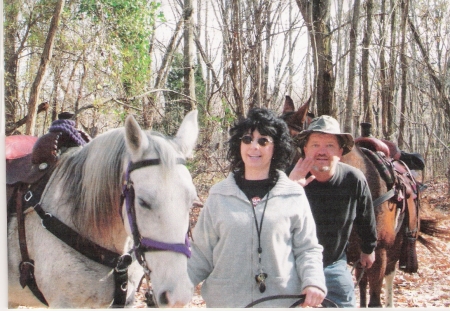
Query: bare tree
408 17 450 119
183 0 197 112
344 0 361 133
25 0 64 135
362 0 374 124
379 0 390 139
230 0 245 116
4 0 21 125
296 0 335 116
397 0 409 148
386 0 398 140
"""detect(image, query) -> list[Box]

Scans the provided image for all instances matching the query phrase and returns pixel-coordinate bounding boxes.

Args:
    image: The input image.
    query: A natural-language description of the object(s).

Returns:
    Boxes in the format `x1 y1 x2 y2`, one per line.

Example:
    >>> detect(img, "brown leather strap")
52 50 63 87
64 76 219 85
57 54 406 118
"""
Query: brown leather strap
16 184 49 306
17 184 30 265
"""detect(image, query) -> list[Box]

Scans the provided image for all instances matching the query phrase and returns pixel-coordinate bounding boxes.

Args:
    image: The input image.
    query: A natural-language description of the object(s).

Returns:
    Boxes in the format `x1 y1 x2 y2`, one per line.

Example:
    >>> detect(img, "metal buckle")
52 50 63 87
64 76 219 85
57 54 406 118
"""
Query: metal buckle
115 253 132 273
24 191 33 202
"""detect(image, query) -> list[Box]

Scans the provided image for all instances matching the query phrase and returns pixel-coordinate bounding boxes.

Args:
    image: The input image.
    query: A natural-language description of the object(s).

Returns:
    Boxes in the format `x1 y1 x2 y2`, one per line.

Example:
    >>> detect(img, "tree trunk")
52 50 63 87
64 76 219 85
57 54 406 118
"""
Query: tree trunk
25 0 65 135
143 18 157 130
408 17 450 119
262 2 274 107
287 0 294 96
296 0 335 116
380 0 390 139
6 102 50 135
194 30 221 92
398 0 409 149
344 0 361 134
248 0 263 108
4 0 20 125
362 0 374 124
183 0 196 112
231 0 245 117
386 0 397 140
74 62 87 127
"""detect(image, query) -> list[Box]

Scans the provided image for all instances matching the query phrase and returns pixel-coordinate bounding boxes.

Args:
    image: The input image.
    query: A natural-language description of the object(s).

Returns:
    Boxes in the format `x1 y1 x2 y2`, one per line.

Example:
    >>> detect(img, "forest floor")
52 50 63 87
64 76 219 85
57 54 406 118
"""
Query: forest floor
133 179 450 308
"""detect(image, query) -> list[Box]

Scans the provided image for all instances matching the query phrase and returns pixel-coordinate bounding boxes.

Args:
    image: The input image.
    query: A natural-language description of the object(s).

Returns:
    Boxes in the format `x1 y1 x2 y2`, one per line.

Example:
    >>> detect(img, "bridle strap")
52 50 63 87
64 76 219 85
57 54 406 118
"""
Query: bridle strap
128 158 186 174
140 235 191 258
34 203 122 268
123 157 191 259
16 184 49 306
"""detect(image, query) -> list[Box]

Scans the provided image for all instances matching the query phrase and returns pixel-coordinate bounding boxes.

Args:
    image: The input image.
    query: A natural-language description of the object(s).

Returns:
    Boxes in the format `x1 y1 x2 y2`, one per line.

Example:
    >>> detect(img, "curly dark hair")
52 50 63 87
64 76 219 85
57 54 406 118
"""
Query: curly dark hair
227 107 293 181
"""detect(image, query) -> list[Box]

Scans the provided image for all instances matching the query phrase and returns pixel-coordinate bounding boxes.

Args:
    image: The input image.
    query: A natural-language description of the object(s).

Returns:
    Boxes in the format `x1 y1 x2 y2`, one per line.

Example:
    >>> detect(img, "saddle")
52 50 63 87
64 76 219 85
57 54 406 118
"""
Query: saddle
6 114 91 306
356 123 421 273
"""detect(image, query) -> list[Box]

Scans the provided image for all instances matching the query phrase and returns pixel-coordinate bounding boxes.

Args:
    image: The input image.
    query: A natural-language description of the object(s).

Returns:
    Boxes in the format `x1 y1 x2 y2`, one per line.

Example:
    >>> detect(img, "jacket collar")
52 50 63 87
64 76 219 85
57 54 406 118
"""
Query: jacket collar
210 170 304 200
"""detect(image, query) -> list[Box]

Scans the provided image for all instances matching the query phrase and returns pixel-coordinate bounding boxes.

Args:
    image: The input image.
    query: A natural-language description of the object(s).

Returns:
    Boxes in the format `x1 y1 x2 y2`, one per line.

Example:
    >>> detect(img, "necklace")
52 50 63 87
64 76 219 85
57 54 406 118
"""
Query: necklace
250 191 270 293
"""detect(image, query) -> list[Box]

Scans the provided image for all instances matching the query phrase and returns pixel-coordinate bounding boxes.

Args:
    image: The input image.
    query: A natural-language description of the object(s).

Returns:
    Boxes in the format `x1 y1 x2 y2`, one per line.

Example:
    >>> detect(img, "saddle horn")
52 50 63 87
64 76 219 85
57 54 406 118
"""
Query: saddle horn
360 122 373 137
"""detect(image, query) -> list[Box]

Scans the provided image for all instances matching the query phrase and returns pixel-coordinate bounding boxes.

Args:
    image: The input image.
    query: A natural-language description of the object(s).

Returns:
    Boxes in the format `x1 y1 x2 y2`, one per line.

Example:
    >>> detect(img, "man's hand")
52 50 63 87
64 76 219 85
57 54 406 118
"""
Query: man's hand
360 251 375 269
300 286 325 307
289 157 316 187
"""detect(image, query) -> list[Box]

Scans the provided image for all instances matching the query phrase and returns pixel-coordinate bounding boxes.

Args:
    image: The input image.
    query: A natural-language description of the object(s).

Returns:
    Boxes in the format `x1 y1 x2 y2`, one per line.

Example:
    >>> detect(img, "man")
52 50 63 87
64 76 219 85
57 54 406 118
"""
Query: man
288 115 377 308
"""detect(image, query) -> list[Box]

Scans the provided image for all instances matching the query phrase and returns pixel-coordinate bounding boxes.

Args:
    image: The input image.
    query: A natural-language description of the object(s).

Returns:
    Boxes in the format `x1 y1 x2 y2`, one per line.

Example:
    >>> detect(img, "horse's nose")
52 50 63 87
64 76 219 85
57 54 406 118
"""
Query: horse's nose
159 291 170 306
158 291 187 308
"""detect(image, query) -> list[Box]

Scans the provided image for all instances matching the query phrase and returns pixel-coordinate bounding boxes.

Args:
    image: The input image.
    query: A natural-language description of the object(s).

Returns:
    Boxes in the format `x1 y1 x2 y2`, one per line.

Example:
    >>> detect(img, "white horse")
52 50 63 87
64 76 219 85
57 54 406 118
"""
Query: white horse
8 110 198 308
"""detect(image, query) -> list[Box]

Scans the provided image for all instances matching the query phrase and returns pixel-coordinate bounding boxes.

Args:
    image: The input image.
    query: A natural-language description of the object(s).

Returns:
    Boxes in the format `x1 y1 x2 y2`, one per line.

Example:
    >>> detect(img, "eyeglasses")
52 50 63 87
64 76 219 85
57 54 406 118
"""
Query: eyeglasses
240 135 273 147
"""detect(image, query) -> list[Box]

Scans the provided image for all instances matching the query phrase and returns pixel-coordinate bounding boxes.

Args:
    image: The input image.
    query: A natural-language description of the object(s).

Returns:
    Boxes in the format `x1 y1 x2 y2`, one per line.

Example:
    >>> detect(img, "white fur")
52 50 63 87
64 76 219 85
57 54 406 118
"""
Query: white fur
384 270 396 307
8 111 199 308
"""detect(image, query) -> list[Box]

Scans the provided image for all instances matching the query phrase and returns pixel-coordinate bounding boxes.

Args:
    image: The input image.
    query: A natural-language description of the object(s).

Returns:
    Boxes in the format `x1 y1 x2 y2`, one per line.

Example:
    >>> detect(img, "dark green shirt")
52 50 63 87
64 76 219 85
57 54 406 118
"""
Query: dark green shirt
304 162 377 267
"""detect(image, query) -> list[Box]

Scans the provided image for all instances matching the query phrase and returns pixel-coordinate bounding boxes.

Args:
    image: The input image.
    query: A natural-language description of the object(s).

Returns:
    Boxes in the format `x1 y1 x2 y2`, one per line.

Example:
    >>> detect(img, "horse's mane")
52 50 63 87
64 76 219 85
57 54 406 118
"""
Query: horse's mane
51 127 181 239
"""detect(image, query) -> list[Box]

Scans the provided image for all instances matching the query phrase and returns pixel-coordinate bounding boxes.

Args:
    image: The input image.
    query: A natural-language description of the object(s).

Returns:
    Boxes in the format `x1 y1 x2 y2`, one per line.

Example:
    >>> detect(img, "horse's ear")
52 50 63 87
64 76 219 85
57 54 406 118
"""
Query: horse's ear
174 110 199 158
283 95 295 113
295 96 311 123
124 115 149 160
283 96 311 129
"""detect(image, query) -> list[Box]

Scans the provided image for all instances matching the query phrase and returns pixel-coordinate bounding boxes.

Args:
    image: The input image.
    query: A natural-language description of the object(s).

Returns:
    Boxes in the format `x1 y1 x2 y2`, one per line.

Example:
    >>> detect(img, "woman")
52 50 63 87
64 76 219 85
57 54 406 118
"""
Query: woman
188 108 326 307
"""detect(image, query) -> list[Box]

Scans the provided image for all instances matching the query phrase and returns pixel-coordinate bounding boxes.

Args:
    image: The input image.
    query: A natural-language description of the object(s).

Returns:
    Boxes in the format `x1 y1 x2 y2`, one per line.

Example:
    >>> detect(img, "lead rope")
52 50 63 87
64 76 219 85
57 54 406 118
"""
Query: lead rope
250 191 270 293
350 259 366 289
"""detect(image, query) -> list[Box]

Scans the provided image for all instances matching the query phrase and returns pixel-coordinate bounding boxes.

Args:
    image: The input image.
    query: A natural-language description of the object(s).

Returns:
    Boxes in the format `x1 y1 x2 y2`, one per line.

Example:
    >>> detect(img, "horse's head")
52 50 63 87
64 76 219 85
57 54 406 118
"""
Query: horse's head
123 110 198 307
281 95 314 135
280 95 314 162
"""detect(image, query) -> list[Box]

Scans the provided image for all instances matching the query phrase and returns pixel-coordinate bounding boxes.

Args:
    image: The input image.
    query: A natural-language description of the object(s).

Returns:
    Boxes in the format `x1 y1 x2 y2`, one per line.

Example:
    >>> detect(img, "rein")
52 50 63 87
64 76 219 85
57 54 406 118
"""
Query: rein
244 294 338 308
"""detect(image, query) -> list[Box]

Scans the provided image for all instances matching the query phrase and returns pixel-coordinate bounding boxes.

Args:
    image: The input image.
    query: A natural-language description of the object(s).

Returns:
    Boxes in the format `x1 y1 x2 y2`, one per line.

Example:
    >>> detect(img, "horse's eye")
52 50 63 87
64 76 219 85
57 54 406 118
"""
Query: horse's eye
138 198 152 210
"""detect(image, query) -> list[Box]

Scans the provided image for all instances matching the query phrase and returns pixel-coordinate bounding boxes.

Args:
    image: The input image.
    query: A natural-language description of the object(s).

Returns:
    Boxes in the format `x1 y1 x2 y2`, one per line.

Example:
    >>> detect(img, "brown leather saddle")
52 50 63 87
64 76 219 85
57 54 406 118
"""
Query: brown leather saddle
6 116 92 306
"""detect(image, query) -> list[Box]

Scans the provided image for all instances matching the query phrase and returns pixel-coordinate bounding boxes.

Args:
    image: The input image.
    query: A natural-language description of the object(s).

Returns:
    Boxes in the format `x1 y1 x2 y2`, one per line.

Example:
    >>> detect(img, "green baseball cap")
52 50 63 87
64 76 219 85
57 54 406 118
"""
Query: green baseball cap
296 115 354 155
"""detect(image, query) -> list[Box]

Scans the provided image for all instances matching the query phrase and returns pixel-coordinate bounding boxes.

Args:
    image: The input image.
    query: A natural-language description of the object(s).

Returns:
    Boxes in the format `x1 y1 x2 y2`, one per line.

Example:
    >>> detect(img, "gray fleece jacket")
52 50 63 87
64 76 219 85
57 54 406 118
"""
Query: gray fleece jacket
188 171 327 307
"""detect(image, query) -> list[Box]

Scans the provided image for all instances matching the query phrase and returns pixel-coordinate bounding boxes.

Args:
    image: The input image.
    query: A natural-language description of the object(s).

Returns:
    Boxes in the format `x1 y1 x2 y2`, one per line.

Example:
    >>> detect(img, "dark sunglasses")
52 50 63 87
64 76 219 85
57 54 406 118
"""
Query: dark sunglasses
240 135 273 147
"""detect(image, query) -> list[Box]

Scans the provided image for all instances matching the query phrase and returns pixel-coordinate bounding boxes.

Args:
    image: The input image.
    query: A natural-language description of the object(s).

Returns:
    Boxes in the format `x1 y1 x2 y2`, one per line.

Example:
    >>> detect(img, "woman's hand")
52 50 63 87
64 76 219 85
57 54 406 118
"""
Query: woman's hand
289 157 316 187
300 286 325 307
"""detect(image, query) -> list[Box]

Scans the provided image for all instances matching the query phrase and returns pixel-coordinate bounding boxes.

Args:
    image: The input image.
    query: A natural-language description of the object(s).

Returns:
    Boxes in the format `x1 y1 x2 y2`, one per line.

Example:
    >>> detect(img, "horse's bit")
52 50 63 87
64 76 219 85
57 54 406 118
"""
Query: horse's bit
121 158 191 306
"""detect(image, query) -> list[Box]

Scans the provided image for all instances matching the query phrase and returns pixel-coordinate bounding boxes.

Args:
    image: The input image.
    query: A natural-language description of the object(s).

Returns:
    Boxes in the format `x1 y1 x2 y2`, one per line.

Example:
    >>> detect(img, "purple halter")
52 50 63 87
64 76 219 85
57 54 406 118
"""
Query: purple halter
122 158 191 260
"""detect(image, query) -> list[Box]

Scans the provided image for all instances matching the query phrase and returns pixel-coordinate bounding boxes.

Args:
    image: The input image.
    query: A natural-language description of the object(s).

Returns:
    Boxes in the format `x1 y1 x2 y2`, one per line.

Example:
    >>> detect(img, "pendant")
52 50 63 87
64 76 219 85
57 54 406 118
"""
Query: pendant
255 272 268 293
251 196 261 207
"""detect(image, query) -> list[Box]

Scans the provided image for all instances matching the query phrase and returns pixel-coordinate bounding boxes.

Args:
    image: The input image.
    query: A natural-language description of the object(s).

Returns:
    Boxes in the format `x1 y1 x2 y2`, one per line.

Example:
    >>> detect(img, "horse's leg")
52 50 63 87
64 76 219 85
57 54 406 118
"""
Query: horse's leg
367 248 387 307
356 269 368 307
384 268 396 307
383 239 402 308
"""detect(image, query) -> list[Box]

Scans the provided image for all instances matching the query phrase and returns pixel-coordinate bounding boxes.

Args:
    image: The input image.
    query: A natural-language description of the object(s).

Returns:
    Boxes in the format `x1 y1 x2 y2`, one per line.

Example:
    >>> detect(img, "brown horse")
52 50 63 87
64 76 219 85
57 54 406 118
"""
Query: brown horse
281 95 449 307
